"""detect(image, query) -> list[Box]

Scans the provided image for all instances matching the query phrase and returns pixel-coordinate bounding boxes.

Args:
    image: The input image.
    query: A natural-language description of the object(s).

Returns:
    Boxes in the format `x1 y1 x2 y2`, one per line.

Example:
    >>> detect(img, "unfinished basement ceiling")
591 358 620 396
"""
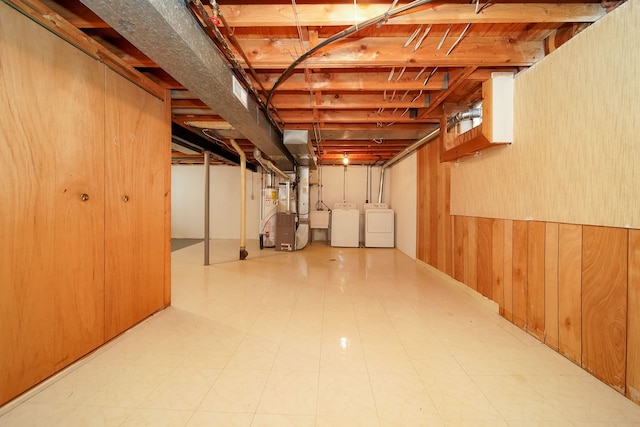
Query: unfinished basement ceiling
31 0 614 166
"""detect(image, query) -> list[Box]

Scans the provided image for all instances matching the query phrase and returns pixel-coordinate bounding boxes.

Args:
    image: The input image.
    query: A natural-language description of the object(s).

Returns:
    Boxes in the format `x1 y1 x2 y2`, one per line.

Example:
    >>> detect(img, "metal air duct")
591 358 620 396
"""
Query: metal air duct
283 130 317 170
80 0 293 170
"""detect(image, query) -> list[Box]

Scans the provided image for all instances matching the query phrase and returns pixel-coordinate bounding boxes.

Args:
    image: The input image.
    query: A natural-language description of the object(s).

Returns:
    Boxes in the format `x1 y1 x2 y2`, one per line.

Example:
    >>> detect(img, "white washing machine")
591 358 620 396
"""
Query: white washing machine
364 203 394 248
330 203 360 247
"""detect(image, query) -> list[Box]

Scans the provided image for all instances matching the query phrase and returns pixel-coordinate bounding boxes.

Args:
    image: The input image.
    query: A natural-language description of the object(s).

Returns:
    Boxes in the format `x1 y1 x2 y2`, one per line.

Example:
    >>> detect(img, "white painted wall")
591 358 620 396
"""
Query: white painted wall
389 153 417 259
309 165 390 243
171 165 261 239
172 163 403 243
309 165 388 211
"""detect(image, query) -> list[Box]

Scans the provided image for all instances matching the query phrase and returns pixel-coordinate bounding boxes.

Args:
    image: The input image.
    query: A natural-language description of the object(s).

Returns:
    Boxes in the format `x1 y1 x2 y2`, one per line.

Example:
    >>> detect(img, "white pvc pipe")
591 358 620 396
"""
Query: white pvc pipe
253 148 291 182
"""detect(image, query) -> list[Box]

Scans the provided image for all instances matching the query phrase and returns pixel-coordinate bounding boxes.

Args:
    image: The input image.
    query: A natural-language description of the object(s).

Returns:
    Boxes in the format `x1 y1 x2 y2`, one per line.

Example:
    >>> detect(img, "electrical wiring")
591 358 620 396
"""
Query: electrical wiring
266 0 438 110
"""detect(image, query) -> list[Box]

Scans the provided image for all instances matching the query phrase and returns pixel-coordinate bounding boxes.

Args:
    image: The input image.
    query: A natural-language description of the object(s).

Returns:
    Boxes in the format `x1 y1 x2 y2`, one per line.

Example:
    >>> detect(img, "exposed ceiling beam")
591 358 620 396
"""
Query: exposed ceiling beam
272 93 434 109
255 71 450 91
238 37 544 68
219 3 605 27
277 109 439 124
419 66 478 118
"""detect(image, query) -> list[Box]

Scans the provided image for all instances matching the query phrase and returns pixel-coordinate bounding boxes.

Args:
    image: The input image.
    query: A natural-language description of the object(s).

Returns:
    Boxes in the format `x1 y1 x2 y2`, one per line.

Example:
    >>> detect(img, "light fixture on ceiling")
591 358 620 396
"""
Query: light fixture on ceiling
343 153 349 165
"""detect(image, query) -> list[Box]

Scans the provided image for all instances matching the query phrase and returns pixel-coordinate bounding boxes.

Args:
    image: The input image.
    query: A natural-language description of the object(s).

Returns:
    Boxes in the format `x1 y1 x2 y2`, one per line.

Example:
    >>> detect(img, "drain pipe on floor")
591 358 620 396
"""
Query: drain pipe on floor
377 127 441 203
229 138 248 260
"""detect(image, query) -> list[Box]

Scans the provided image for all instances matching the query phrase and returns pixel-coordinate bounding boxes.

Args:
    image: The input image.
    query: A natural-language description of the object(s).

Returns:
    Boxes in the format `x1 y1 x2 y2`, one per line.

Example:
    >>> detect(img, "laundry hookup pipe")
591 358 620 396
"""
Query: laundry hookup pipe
229 139 248 260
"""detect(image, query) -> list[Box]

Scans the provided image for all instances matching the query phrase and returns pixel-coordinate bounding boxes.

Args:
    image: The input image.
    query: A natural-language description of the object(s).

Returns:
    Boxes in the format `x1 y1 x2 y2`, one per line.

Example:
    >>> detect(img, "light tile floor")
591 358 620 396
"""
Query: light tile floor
2 241 640 426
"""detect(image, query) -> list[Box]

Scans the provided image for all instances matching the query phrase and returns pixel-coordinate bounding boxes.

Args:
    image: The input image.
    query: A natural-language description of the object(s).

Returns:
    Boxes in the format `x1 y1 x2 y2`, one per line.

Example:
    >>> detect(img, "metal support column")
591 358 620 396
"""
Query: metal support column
204 152 210 266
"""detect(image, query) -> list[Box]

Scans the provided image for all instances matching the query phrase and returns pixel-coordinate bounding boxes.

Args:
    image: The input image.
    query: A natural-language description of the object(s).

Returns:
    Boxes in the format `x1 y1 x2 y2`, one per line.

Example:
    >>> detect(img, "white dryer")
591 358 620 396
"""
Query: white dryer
330 203 360 247
364 203 394 248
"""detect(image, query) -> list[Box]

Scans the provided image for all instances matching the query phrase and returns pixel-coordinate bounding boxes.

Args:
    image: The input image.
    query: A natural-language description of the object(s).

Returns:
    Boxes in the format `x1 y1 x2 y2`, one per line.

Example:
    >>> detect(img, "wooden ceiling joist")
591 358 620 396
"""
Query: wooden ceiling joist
238 37 545 68
277 109 439 124
272 93 434 110
255 71 450 91
17 0 610 166
219 3 605 27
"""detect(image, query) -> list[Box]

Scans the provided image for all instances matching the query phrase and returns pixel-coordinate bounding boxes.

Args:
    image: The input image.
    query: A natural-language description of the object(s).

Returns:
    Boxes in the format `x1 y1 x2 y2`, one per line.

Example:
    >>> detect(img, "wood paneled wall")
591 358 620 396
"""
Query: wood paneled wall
445 216 637 399
0 3 170 405
449 1 640 229
416 138 452 276
416 1 640 406
417 135 640 402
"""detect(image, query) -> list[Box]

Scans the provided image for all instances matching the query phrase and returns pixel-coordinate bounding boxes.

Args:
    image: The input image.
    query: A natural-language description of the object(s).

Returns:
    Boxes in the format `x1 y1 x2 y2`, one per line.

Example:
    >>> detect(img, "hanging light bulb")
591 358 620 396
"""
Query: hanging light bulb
343 153 349 165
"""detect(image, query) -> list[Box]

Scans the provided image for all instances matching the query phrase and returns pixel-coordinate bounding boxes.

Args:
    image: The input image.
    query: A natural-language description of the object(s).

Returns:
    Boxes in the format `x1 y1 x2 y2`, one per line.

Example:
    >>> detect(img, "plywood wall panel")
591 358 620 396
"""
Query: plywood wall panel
465 216 478 291
437 158 452 275
164 89 172 307
477 217 494 299
53 60 106 371
581 226 627 393
503 220 514 321
628 230 640 403
0 4 57 403
453 216 466 283
527 222 546 340
104 69 167 340
416 146 429 264
558 224 583 364
428 142 439 266
512 221 528 328
544 223 559 351
492 219 505 312
450 1 640 230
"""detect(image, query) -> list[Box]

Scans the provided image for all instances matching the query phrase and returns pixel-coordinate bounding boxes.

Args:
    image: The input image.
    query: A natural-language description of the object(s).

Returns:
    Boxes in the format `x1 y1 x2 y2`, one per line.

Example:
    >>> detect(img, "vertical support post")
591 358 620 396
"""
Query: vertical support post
204 151 210 266
228 139 248 260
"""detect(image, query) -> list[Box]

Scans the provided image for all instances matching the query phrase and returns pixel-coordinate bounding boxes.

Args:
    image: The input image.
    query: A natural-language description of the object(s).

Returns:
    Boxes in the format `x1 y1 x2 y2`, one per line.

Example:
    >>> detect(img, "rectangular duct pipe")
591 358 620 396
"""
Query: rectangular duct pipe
80 0 294 170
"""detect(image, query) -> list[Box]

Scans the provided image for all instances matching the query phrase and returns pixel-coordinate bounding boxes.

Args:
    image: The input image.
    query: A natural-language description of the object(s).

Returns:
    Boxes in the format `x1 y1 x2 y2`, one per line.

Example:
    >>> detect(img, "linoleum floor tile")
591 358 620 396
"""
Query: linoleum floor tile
4 242 640 426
